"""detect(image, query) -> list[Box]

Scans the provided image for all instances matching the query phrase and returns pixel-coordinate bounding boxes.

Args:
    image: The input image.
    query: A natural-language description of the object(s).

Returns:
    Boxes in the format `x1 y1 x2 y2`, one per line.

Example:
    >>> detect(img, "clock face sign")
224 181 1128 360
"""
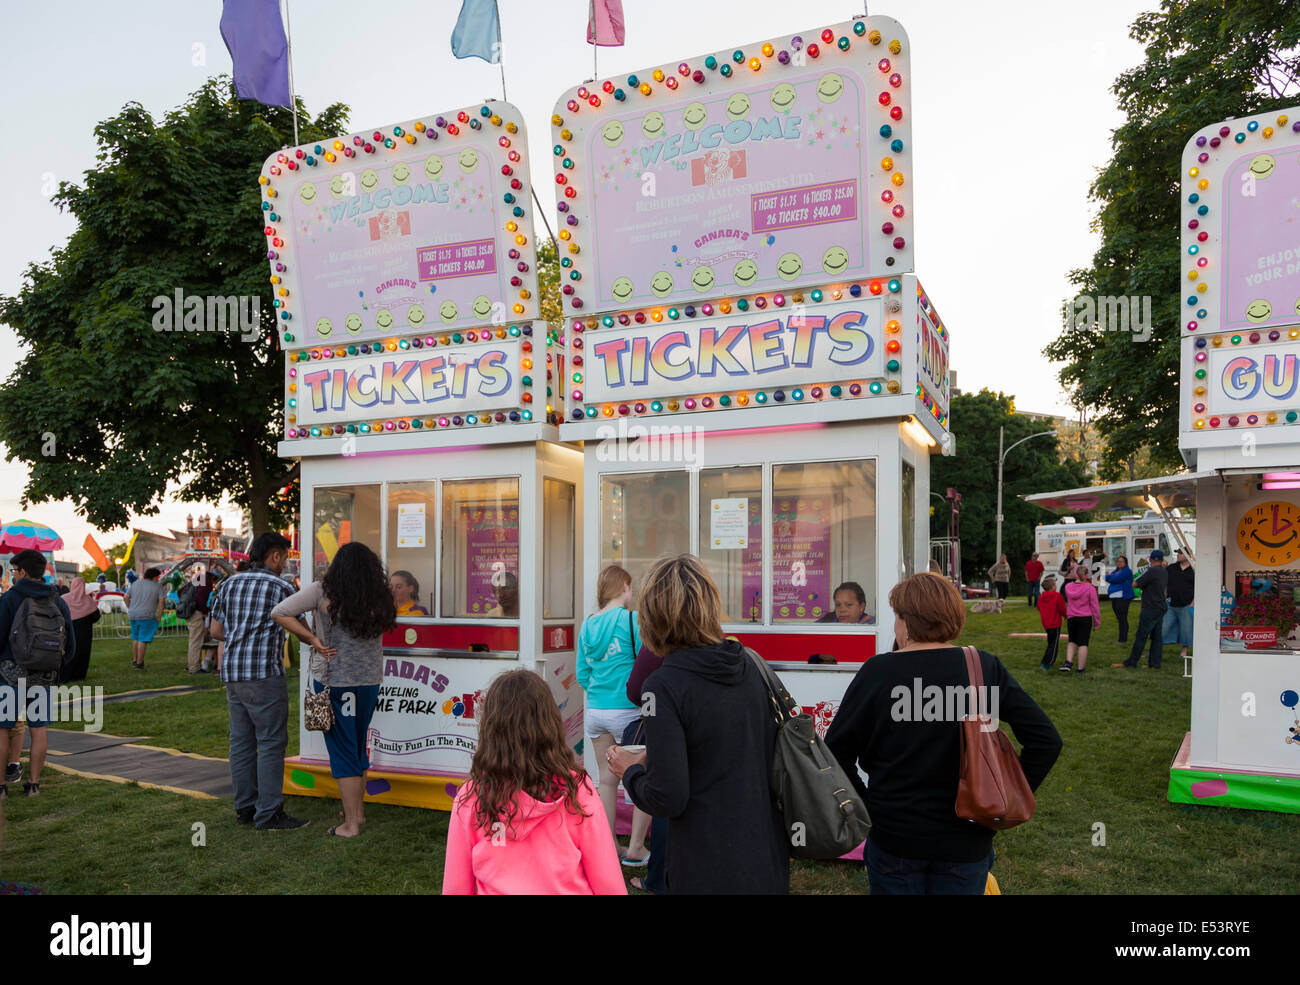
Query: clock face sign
1237 501 1300 566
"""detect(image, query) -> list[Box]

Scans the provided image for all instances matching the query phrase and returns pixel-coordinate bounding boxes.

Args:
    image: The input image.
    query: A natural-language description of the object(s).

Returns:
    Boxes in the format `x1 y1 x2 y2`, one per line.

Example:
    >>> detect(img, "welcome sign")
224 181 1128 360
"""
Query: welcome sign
580 297 883 404
550 16 913 317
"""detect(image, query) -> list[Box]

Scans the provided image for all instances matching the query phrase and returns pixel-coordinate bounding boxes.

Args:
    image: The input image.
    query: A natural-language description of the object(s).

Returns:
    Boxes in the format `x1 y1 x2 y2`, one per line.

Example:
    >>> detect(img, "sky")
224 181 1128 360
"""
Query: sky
0 0 1151 564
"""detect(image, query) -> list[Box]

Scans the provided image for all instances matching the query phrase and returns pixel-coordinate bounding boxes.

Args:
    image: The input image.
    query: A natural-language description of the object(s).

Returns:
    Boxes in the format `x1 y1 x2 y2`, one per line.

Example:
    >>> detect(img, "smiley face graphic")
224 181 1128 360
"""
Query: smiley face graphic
770 84 797 113
650 271 674 297
407 304 426 328
733 259 759 287
601 120 625 148
611 277 635 302
458 149 479 174
299 182 317 203
315 317 332 337
1248 154 1276 179
472 295 493 318
822 246 850 276
691 265 716 293
817 73 845 103
682 102 708 130
392 162 411 184
345 313 363 335
642 112 666 140
1245 299 1273 323
424 155 444 179
439 300 459 323
330 175 350 199
359 169 379 193
725 93 751 121
776 252 803 281
375 310 394 331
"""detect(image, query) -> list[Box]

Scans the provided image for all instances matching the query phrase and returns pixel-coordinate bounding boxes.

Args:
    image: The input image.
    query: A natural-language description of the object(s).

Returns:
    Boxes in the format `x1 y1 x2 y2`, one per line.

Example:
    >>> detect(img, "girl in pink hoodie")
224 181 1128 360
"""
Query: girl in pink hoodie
1060 563 1101 674
442 669 627 895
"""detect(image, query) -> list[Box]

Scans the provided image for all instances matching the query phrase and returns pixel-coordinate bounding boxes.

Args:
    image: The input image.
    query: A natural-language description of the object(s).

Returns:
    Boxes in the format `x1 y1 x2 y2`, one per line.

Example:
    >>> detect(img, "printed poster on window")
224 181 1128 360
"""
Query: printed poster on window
710 498 750 549
741 495 833 621
462 505 520 614
397 503 426 548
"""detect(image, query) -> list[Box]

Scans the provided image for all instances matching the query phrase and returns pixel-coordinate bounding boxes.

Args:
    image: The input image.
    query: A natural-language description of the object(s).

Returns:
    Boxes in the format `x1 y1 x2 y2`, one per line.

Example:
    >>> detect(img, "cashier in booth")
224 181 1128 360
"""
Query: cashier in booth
817 582 874 624
389 570 429 616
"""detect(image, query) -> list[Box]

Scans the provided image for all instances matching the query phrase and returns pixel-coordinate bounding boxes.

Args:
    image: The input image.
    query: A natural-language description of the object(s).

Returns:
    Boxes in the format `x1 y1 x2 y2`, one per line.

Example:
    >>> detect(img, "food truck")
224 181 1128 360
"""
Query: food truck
1033 513 1196 590
262 101 582 810
1030 105 1300 813
550 14 952 728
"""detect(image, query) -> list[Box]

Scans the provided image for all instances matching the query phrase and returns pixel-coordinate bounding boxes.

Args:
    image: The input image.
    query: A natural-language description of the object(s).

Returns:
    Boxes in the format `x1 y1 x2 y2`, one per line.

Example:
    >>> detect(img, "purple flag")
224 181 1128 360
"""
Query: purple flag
587 0 625 46
220 0 292 108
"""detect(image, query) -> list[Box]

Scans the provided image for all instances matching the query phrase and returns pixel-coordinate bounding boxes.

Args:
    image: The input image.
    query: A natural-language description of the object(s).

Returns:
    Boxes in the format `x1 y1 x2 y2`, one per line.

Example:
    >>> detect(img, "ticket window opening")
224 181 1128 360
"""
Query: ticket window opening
387 481 436 616
442 477 522 619
600 471 690 595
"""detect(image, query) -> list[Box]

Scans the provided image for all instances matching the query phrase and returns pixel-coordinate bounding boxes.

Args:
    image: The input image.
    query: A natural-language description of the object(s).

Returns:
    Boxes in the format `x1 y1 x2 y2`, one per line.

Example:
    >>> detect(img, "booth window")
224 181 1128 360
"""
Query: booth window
901 461 916 579
311 485 381 582
543 479 575 619
600 471 689 592
699 466 763 623
441 478 521 619
386 482 436 616
771 460 877 624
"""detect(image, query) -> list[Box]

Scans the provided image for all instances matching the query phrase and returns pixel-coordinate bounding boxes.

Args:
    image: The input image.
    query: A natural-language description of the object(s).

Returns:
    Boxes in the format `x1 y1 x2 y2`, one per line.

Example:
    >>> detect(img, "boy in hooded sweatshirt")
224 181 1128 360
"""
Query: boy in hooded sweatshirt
442 669 626 895
1036 575 1067 670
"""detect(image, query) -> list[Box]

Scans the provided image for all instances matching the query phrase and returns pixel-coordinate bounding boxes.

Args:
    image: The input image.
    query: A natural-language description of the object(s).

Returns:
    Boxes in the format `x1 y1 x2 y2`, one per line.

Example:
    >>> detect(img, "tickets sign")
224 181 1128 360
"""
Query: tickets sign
579 298 883 404
550 16 913 318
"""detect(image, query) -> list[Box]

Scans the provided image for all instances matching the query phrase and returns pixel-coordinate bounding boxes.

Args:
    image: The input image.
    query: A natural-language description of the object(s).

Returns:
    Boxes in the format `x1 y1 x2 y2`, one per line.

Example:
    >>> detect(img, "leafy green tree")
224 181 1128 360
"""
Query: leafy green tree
930 391 1090 587
0 79 348 534
1043 1 1300 478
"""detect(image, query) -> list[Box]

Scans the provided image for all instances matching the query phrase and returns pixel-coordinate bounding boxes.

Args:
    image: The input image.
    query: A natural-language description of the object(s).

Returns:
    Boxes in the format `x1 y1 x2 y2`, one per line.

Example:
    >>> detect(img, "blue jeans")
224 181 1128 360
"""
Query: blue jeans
1028 582 1041 608
1126 607 1164 668
313 682 379 778
227 674 289 826
866 840 994 895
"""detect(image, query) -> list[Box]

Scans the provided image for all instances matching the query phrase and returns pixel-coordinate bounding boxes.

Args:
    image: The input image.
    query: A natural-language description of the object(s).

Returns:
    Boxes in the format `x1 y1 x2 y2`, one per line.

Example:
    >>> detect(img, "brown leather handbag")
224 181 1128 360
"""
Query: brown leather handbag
954 645 1035 829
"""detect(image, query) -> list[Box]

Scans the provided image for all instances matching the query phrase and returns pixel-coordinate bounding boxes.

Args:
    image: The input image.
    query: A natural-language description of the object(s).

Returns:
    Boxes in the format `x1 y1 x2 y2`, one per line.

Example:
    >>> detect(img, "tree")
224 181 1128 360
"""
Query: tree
1043 1 1300 477
0 79 349 535
930 391 1090 586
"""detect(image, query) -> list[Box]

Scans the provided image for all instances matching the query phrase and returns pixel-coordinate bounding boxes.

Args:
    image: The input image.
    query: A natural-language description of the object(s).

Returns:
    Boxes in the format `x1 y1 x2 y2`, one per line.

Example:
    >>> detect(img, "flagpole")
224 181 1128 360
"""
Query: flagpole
283 0 299 146
591 0 597 81
495 0 507 100
531 185 560 257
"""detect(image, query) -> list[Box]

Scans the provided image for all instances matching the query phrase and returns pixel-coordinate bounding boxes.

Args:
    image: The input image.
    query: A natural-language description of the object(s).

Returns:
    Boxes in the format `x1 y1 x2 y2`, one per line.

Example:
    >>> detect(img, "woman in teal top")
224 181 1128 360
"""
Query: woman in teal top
578 564 651 866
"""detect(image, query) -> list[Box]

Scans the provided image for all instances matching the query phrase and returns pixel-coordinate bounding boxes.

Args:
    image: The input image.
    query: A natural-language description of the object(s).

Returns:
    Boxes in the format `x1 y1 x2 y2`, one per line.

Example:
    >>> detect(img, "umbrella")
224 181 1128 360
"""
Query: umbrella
0 517 65 554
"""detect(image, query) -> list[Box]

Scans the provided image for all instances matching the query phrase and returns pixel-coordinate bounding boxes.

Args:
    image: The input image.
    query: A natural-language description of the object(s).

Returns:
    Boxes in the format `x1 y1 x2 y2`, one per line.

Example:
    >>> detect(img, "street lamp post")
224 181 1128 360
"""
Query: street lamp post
996 427 1057 563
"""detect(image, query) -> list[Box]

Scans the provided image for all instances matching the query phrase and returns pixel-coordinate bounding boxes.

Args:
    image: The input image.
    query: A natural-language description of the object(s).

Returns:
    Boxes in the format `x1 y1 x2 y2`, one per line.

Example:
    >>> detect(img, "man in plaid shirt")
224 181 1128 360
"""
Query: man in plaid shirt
210 532 308 830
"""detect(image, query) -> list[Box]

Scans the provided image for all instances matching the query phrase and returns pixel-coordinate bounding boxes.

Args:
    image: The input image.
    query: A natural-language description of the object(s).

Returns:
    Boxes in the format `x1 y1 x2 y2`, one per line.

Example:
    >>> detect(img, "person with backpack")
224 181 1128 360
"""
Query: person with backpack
179 568 217 675
0 549 74 797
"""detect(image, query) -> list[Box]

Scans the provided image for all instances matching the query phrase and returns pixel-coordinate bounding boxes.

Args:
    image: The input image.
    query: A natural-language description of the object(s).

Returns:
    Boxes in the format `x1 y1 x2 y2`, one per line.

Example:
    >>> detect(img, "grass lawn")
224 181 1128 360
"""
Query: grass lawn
5 603 1298 893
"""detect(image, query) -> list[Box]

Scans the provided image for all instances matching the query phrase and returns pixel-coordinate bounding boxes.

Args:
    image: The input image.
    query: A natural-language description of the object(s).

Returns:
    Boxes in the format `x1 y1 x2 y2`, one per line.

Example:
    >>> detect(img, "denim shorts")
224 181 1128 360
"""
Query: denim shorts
313 681 379 778
0 683 53 729
130 619 159 642
584 705 641 740
866 839 995 895
1170 605 1194 646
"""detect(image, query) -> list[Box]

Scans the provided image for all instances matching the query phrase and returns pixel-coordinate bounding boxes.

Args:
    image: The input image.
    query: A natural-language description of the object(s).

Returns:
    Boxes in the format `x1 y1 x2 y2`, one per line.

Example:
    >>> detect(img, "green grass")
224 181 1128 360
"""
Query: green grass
80 634 226 696
5 603 1298 893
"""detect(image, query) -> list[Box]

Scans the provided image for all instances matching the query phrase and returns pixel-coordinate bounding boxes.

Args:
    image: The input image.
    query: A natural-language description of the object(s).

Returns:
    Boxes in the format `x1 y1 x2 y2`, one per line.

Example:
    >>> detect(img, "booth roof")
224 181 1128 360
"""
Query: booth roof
1023 470 1214 515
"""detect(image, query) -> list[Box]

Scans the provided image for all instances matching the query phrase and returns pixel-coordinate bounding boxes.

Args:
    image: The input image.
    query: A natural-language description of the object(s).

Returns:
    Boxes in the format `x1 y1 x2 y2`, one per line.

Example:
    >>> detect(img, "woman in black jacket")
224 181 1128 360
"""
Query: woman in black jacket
608 554 787 894
826 572 1062 894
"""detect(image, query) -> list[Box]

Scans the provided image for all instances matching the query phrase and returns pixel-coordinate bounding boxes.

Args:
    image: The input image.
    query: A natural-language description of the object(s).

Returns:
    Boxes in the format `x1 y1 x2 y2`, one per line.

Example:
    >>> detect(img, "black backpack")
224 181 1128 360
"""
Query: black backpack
10 594 69 674
176 581 198 619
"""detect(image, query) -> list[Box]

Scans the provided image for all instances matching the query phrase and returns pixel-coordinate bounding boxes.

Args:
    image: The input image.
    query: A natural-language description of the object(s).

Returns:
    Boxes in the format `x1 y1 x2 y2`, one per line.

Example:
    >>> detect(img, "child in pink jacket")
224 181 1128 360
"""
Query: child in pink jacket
1060 563 1101 674
442 669 627 895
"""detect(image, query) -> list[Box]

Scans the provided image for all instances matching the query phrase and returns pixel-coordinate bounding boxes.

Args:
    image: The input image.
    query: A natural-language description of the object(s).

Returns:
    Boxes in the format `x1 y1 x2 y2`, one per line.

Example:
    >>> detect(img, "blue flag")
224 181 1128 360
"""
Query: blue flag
220 0 293 108
451 0 501 64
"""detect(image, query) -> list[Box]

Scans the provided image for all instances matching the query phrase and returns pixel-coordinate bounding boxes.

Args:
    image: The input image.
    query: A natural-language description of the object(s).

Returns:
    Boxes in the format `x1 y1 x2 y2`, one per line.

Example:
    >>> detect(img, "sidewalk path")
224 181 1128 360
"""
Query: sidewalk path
37 728 232 799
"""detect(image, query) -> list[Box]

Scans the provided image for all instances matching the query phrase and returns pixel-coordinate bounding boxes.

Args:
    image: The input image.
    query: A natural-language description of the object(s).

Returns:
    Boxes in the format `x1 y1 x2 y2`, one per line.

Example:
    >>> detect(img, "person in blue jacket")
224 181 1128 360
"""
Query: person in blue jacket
577 564 650 866
1104 555 1136 644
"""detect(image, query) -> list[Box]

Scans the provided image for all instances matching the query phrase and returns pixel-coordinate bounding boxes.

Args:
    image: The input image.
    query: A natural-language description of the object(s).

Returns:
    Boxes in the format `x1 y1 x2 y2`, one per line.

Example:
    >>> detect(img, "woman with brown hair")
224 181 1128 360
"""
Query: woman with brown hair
825 572 1062 895
442 669 626 894
608 554 788 894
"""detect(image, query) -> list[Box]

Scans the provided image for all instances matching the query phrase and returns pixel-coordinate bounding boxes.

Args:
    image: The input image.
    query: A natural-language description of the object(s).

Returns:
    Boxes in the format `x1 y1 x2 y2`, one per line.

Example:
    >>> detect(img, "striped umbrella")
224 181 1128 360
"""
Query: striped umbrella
0 517 65 554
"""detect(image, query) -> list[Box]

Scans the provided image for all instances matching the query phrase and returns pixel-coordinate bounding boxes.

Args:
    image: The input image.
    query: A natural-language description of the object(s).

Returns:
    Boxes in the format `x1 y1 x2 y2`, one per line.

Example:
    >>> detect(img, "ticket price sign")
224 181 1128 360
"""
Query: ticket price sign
550 17 913 319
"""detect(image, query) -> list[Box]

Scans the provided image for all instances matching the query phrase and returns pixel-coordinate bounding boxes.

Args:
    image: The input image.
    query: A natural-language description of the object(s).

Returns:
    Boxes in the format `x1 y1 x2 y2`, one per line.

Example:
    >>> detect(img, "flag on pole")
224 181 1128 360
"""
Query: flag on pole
451 0 501 64
220 0 293 108
84 534 110 572
588 0 625 46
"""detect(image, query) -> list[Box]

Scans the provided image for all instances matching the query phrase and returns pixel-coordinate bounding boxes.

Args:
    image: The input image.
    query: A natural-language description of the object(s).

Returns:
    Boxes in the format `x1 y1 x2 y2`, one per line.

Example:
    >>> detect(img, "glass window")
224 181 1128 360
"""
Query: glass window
441 478 520 618
1158 533 1170 554
772 460 876 625
310 485 381 582
699 466 763 623
386 482 436 617
600 471 689 592
544 479 575 619
901 462 916 580
1104 536 1127 564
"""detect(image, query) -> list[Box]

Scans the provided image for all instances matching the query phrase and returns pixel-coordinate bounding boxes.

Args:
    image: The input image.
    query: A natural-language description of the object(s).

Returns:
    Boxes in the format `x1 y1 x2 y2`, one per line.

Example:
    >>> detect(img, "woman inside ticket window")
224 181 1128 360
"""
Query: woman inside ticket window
487 572 520 618
817 582 874 624
389 570 429 616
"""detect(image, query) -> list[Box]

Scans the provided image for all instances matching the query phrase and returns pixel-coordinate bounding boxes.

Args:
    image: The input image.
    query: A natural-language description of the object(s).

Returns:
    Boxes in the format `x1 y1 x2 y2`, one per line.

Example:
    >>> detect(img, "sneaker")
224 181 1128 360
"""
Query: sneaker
23 782 39 796
235 807 255 825
1058 663 1073 672
256 808 309 831
5 762 19 784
